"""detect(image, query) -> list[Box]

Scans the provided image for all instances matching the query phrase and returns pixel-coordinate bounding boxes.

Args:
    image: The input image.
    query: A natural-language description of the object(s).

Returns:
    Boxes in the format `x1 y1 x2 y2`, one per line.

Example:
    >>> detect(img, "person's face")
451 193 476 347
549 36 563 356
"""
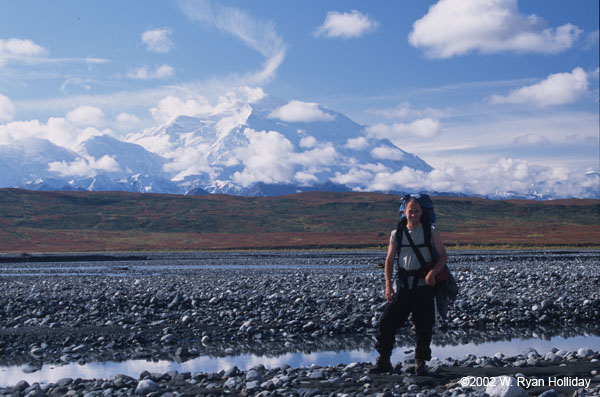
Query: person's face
404 200 422 226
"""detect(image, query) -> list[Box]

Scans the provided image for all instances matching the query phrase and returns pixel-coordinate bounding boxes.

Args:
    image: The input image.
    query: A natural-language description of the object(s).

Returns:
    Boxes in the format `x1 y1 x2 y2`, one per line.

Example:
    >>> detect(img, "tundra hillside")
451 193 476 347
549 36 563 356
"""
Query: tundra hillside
0 189 598 252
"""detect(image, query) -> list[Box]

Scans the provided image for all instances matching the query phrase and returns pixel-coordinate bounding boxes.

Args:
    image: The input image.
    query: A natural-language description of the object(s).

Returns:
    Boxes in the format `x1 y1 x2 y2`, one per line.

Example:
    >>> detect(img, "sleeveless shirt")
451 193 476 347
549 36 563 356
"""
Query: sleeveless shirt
390 223 434 287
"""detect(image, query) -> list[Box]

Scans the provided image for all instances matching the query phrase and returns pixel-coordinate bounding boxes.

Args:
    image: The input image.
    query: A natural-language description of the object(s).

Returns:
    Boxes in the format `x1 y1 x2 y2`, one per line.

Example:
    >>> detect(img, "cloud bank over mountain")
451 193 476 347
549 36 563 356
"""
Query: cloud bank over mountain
0 89 597 199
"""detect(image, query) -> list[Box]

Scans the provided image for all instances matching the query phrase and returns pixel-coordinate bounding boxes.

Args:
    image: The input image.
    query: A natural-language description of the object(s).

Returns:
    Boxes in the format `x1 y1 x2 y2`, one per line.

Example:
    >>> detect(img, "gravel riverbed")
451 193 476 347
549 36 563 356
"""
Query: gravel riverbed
1 250 599 396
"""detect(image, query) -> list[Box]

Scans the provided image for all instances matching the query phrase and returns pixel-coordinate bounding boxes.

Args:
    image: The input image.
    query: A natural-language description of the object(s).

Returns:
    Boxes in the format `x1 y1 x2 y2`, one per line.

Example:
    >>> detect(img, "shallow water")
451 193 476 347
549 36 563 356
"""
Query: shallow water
1 334 599 387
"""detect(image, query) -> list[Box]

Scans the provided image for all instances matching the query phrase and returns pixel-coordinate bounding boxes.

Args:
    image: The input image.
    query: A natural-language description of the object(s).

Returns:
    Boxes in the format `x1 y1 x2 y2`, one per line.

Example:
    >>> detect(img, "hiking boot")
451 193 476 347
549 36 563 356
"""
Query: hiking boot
415 359 428 375
369 355 393 374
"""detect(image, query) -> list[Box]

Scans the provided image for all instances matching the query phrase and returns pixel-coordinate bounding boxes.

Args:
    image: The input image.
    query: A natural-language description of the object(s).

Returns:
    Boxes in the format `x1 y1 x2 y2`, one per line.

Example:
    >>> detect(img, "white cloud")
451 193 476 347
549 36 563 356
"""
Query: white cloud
149 96 213 124
0 94 15 122
409 0 582 58
164 145 215 181
293 143 338 168
115 113 142 131
230 127 339 187
127 64 175 80
584 29 599 50
66 106 105 128
0 120 43 145
331 157 598 198
490 67 589 107
0 38 104 68
232 128 296 186
48 155 121 177
294 171 318 185
367 118 441 140
371 146 405 161
180 0 286 84
313 10 378 39
268 100 335 123
0 115 106 151
142 28 174 53
344 136 369 150
41 117 82 150
0 38 46 66
299 135 317 148
333 164 389 187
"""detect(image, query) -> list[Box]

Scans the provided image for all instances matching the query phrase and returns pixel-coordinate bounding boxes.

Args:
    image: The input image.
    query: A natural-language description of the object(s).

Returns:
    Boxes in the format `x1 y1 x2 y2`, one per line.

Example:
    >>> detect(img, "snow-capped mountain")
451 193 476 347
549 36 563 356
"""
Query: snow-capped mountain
0 95 434 195
0 138 78 187
1 94 597 199
125 96 432 194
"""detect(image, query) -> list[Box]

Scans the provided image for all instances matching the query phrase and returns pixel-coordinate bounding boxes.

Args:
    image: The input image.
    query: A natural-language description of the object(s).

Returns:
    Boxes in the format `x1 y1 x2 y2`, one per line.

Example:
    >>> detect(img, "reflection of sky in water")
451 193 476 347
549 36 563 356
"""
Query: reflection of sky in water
2 335 598 387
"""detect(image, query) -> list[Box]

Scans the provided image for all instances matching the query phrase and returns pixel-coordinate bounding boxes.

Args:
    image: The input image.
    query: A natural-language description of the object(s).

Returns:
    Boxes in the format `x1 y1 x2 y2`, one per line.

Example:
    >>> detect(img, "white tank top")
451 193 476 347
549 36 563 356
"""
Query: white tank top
390 224 434 287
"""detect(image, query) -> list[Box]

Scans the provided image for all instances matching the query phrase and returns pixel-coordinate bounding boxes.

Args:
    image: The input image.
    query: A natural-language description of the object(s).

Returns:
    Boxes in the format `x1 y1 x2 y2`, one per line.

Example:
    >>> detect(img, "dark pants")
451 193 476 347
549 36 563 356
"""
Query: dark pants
375 285 435 361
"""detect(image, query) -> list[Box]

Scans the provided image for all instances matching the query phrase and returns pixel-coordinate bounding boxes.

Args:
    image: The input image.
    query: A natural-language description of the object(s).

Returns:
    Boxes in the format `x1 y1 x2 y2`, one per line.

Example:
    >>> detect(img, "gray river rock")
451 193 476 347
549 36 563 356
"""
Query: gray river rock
0 250 599 395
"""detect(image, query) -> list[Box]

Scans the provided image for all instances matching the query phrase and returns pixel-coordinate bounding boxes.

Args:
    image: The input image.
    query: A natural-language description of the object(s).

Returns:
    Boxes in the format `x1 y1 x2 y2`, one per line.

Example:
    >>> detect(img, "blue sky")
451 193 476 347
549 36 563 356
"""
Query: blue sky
0 0 598 196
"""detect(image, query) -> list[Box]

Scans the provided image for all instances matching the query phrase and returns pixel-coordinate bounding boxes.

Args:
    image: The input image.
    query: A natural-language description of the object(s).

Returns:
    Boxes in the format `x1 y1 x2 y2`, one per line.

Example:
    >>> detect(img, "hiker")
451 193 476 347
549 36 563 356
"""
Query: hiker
371 194 448 375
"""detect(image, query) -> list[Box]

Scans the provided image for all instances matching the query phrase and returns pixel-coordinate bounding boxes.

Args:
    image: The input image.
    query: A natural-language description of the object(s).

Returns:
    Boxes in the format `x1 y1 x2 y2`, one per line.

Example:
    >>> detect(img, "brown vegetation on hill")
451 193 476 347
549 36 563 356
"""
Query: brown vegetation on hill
0 189 598 252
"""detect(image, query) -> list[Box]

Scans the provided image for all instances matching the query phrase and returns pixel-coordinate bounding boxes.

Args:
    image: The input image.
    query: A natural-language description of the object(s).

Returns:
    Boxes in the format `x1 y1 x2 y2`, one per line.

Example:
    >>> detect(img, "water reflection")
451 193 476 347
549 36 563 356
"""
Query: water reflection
2 334 598 388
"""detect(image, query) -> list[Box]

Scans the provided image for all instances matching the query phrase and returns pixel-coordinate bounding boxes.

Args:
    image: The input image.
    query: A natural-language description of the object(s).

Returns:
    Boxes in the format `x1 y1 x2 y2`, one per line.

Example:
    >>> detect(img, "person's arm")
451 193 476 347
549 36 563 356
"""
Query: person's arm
425 228 448 286
384 234 396 302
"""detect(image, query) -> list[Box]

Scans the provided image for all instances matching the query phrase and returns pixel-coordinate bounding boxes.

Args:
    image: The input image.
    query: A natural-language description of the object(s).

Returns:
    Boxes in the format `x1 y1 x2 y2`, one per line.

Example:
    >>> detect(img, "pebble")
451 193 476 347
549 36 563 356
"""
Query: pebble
0 250 598 396
134 379 159 395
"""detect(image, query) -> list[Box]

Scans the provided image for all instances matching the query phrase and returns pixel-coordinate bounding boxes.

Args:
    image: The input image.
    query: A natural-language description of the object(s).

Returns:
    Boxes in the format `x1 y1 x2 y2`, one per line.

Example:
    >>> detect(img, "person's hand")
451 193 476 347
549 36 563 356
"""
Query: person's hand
385 284 395 302
425 270 436 286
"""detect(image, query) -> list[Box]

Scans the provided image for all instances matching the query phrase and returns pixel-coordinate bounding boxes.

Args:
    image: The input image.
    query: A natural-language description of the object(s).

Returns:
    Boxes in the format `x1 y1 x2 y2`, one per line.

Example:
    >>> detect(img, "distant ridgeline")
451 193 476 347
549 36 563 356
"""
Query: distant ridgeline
0 188 598 252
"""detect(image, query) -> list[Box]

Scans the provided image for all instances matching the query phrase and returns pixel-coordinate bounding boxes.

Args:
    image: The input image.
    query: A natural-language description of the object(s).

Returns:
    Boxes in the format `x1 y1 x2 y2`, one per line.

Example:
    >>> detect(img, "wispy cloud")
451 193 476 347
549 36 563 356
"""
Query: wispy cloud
179 0 287 84
367 118 442 140
490 67 589 107
313 10 378 39
513 133 550 146
409 0 582 58
368 102 450 120
127 64 175 80
0 38 109 67
66 105 105 128
142 28 174 53
584 29 599 50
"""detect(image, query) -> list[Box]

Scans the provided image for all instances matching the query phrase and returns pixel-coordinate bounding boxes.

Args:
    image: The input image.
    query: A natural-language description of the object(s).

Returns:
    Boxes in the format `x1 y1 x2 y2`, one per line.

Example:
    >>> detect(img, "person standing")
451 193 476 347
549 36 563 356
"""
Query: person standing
370 194 448 375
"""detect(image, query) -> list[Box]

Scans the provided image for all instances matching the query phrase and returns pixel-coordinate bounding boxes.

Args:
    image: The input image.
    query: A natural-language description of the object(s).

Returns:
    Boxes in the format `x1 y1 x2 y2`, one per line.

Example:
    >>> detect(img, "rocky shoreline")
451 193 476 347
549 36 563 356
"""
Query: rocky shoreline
1 250 599 395
1 350 599 396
